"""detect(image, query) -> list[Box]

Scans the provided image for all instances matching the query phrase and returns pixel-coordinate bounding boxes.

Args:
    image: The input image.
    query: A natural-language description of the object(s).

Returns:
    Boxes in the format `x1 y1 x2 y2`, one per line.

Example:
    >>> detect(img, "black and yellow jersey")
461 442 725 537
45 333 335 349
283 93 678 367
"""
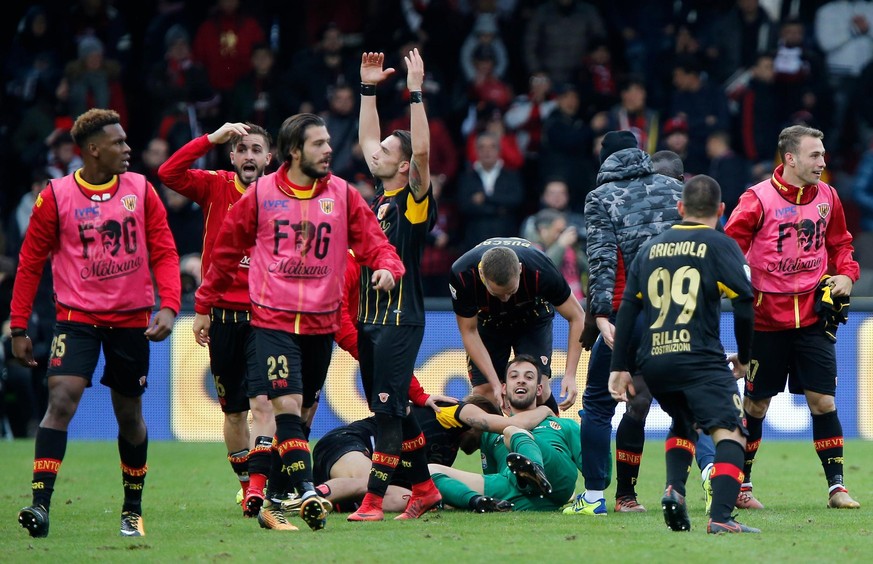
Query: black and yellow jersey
613 222 754 388
359 180 436 326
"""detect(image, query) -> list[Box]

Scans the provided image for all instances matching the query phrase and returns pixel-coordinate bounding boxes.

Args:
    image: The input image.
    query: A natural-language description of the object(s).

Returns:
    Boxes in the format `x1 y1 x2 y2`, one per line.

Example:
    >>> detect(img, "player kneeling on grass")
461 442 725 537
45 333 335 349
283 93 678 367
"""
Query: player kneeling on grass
608 175 759 534
430 355 582 512
309 392 553 514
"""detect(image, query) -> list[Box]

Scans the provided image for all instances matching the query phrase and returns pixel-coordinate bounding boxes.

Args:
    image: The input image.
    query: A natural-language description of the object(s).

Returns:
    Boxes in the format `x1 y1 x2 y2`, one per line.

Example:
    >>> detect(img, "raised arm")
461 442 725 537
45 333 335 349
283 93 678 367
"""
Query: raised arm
405 48 431 200
359 52 395 173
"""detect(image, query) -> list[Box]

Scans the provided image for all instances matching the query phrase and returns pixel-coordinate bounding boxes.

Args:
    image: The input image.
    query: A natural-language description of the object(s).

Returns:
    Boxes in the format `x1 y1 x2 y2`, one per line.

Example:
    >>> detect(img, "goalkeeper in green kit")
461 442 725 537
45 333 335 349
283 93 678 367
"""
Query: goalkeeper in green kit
429 354 585 511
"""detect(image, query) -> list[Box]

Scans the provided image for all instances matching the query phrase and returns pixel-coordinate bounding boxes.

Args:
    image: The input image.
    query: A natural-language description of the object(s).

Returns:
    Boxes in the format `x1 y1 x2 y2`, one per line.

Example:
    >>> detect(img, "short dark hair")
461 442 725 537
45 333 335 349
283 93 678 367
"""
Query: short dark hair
70 108 121 147
651 150 685 181
778 125 824 162
391 129 412 162
682 175 721 217
462 393 502 416
506 353 543 383
276 113 326 164
534 208 565 231
480 247 520 286
230 122 272 149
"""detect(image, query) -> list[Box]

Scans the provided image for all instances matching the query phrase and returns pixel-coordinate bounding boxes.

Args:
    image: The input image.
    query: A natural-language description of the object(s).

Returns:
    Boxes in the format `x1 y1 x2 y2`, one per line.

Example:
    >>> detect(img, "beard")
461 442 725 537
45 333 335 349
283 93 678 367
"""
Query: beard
300 154 329 179
508 390 536 411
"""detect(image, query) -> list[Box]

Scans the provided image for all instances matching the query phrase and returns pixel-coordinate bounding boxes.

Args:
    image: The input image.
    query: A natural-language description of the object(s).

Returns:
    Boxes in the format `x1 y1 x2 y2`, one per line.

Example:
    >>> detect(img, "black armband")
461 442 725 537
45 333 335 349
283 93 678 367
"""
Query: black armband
361 83 376 96
409 90 423 104
10 328 28 338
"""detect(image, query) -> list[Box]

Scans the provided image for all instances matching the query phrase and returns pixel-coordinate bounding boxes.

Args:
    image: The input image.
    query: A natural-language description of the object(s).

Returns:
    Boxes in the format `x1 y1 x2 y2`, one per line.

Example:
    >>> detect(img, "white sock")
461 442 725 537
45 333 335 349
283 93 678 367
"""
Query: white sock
583 490 604 502
701 463 713 482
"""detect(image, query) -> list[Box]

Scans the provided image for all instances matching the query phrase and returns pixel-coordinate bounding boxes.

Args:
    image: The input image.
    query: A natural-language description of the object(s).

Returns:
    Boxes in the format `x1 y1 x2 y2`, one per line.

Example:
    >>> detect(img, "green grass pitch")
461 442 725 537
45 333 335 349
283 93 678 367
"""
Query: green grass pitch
2 439 872 562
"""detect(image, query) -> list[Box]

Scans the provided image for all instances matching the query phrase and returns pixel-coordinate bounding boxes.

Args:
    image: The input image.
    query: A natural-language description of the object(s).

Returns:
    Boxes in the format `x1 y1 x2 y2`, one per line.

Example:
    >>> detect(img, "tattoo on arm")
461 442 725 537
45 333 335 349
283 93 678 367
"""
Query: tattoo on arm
465 416 490 431
409 160 422 197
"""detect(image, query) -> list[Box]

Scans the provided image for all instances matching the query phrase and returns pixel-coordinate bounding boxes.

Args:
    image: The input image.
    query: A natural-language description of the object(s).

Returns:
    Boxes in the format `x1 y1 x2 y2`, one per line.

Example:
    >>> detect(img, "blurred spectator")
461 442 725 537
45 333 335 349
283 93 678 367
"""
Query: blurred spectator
179 252 202 308
458 132 525 251
520 178 586 242
228 43 286 136
576 39 619 116
735 53 783 166
505 71 558 161
130 137 170 188
192 0 265 97
11 88 70 176
66 0 133 68
707 0 778 86
852 143 873 236
669 56 729 174
540 82 596 210
459 13 509 83
160 185 204 257
815 0 873 157
773 18 831 133
420 178 461 297
381 33 450 122
320 83 359 180
284 22 359 115
62 36 128 128
764 0 830 29
523 0 606 84
705 130 752 218
593 75 660 154
660 115 693 174
5 5 66 115
44 131 83 179
141 0 192 69
530 208 586 300
465 43 514 112
464 106 524 171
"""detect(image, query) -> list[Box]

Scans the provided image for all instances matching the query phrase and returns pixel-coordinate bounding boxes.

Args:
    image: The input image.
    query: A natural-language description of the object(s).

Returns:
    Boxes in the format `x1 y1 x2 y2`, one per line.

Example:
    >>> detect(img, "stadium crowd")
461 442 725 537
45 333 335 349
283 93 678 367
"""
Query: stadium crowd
0 0 866 538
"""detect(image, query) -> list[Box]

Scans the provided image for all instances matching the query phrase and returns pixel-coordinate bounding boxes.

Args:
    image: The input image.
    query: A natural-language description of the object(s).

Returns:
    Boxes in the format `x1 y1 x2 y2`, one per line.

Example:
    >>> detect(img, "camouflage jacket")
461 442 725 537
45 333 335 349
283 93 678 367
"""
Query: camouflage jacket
584 148 683 317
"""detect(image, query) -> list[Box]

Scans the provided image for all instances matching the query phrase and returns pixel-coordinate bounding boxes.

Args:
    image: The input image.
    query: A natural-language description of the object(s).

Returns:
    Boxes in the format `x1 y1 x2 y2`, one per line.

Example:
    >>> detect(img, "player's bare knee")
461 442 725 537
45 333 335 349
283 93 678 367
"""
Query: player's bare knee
626 391 653 421
743 396 770 418
805 392 836 415
225 410 247 427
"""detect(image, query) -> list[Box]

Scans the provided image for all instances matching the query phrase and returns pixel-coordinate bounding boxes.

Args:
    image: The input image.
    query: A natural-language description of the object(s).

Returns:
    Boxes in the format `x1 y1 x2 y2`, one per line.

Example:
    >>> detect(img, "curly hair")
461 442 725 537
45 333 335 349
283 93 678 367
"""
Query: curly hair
70 109 121 148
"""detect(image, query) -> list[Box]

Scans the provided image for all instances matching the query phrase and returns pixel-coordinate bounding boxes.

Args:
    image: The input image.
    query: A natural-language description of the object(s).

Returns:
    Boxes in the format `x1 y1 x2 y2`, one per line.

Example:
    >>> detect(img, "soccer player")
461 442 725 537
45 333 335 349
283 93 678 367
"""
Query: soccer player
725 125 861 509
312 393 553 512
192 113 404 532
158 122 275 517
348 49 441 522
449 238 585 414
608 175 759 533
570 131 682 516
12 108 181 538
429 354 583 512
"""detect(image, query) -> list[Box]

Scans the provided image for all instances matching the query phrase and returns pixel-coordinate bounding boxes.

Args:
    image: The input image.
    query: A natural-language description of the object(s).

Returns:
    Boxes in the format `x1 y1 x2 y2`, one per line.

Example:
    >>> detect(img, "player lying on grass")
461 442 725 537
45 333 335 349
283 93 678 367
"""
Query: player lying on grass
302 393 554 514
429 355 583 512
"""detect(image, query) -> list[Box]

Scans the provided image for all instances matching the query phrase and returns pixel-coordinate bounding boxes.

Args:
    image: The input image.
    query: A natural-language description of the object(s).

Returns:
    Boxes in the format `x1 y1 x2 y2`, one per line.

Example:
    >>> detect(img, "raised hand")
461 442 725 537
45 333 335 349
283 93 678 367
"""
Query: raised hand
404 48 424 91
360 52 395 85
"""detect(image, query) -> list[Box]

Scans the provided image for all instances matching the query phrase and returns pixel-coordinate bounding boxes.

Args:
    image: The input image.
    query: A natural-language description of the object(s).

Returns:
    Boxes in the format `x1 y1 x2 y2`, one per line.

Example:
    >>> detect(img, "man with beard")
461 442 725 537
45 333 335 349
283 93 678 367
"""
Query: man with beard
429 354 583 512
310 394 553 513
192 113 404 532
348 49 441 522
158 122 276 517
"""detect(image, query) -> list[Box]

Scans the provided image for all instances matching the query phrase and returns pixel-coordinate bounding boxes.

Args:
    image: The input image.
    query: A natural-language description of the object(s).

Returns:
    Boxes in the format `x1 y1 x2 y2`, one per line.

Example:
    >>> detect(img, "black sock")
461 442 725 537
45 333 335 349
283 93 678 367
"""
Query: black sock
543 394 559 415
615 414 645 498
228 449 249 488
743 413 764 485
368 413 402 498
119 434 148 515
664 432 695 497
32 427 68 510
401 414 430 487
709 439 744 522
812 410 845 487
269 414 312 499
248 436 272 480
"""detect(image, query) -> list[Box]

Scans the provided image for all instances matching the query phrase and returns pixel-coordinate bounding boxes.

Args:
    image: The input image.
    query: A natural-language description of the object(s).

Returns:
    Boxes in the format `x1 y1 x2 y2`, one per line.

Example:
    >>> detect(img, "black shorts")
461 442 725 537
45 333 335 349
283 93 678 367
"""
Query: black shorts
254 328 333 405
312 419 376 484
745 326 837 400
46 321 149 398
651 375 748 438
358 324 423 416
209 308 262 413
468 315 553 388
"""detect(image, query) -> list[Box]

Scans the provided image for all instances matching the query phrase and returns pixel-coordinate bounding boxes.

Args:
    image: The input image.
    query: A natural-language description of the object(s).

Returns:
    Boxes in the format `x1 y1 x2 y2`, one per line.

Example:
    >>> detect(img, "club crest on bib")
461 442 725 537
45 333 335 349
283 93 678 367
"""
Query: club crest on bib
121 194 137 212
319 198 335 214
817 203 830 219
379 393 390 403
